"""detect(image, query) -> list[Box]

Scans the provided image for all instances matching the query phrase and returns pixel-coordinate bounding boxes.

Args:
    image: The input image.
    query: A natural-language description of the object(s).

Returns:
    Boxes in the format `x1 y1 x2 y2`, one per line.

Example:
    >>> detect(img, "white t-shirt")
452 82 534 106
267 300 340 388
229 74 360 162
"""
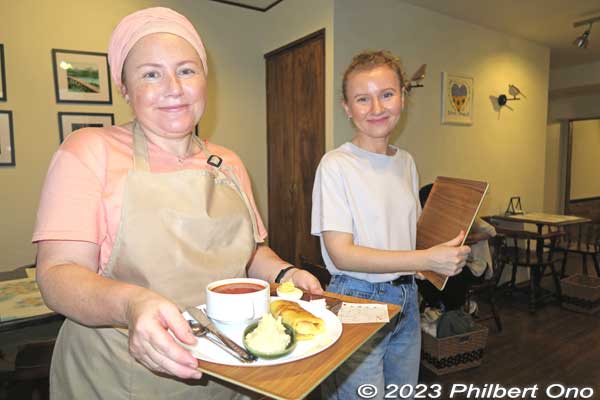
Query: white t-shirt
311 142 421 283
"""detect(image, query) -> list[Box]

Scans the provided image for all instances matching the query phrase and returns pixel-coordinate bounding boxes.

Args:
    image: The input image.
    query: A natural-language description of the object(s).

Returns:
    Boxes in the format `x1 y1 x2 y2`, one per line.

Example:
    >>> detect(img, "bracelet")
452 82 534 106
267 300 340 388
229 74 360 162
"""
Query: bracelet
274 266 297 284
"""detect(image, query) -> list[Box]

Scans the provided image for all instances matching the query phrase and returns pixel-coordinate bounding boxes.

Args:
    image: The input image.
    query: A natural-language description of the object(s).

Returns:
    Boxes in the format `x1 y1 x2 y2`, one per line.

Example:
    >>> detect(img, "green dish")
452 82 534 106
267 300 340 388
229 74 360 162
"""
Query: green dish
243 321 296 359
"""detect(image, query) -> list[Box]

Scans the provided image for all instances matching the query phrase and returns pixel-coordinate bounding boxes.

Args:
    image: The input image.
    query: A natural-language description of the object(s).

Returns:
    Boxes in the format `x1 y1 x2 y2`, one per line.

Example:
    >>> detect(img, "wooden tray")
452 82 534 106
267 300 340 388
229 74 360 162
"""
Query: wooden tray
417 177 489 289
194 286 401 400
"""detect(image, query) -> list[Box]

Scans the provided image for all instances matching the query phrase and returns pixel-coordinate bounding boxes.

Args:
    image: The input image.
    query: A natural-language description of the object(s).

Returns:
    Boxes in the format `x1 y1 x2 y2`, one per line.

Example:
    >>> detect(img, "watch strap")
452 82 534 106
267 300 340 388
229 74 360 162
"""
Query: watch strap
275 266 296 284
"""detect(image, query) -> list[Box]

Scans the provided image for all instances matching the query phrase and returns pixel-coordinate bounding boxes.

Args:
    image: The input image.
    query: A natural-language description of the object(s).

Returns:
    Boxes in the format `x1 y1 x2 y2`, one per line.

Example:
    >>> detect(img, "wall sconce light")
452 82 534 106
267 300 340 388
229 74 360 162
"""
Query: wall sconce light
405 64 427 93
497 84 526 107
573 16 600 49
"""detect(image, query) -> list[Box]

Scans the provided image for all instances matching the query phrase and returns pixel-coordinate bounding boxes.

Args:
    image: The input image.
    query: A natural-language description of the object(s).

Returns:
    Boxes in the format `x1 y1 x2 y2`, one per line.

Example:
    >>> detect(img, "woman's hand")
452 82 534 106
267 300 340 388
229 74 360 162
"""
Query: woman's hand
423 231 471 276
126 289 203 379
290 269 324 295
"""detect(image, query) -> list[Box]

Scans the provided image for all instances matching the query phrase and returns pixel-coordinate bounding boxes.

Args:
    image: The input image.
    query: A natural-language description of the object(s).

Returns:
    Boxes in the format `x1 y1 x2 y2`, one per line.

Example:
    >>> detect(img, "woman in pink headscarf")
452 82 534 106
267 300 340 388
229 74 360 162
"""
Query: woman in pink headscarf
33 7 322 399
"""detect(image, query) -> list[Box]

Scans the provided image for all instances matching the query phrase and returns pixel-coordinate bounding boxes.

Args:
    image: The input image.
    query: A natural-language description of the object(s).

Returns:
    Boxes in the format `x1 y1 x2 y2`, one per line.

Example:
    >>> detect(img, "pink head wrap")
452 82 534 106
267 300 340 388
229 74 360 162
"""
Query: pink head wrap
108 7 208 88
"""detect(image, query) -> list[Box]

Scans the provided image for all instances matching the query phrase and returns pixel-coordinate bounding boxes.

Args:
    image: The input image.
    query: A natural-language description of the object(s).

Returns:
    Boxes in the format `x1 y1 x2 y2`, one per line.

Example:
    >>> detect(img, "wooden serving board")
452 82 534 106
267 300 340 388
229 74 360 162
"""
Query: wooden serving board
416 176 489 290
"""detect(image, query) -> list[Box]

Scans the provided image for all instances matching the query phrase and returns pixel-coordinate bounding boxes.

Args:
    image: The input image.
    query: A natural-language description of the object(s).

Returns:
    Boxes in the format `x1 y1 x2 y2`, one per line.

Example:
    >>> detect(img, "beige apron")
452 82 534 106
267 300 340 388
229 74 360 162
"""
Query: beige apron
50 124 261 400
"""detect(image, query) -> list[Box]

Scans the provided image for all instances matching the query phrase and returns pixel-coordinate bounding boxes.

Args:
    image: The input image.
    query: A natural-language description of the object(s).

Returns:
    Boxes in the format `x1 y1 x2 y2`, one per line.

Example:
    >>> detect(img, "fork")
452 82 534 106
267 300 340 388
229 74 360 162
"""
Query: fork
188 321 255 363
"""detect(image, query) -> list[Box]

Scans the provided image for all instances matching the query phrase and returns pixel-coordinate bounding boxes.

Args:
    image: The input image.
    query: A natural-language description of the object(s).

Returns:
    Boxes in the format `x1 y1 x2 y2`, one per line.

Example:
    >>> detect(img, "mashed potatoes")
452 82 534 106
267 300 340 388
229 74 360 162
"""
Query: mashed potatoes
244 313 291 354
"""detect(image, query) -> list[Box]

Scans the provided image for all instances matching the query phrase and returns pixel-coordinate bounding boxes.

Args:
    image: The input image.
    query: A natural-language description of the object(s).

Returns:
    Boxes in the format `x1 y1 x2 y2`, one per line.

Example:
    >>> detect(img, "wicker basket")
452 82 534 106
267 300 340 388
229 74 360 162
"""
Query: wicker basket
421 324 488 375
561 274 600 314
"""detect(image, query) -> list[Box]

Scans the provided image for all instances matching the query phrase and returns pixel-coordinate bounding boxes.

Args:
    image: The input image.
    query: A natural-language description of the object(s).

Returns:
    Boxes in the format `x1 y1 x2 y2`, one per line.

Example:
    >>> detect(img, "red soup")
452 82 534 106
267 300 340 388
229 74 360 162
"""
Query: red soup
211 282 265 294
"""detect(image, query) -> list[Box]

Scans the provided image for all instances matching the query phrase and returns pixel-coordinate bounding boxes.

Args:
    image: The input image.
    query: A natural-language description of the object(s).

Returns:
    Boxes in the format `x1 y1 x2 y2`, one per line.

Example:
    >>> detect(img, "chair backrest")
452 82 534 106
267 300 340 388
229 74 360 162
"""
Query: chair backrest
419 183 433 208
13 339 56 381
487 235 507 279
565 222 600 247
299 257 331 288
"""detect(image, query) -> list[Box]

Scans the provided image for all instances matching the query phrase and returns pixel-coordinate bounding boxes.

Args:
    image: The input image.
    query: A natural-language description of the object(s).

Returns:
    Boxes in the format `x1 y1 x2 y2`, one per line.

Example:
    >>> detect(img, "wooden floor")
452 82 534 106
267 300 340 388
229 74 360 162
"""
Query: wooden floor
420 297 600 395
421 256 600 399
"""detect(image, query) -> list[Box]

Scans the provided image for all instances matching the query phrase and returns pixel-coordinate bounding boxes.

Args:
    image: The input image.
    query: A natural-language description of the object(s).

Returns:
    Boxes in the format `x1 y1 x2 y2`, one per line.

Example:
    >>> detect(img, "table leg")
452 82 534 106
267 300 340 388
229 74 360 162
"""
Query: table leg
530 223 549 312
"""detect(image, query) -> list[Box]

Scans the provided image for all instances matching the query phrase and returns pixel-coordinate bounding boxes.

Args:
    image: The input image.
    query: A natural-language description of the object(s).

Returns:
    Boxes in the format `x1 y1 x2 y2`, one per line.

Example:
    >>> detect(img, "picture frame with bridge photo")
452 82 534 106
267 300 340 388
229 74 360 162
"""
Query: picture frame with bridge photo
58 112 114 143
52 49 112 104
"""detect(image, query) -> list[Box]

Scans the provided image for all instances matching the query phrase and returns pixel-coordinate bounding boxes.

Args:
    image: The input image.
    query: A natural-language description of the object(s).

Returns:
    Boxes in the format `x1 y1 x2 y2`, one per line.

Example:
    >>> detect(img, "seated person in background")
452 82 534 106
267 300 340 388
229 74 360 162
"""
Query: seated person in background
417 184 496 311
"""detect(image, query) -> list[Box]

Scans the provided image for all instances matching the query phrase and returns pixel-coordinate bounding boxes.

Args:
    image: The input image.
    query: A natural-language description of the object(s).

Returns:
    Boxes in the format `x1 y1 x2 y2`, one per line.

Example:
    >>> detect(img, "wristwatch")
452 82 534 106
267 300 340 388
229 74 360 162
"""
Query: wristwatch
274 266 297 284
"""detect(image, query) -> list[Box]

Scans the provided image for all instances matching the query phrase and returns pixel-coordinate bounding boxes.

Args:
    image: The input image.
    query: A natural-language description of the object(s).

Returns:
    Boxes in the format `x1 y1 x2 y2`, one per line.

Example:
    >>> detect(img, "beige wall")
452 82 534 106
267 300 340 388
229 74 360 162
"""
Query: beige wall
260 0 334 152
548 93 600 121
543 122 564 213
1 1 129 270
550 60 600 91
333 0 550 216
545 62 600 215
570 119 600 200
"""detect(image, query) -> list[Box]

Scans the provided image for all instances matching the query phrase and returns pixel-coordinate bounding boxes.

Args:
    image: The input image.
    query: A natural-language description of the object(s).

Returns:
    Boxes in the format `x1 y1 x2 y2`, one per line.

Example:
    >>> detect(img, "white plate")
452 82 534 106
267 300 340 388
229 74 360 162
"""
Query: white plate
181 297 343 367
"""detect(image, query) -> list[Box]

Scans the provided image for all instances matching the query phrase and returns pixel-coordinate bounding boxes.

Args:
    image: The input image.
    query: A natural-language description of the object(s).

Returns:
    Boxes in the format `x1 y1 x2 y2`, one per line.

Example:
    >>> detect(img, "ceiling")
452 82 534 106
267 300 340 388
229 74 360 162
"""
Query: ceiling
399 0 600 68
213 0 600 69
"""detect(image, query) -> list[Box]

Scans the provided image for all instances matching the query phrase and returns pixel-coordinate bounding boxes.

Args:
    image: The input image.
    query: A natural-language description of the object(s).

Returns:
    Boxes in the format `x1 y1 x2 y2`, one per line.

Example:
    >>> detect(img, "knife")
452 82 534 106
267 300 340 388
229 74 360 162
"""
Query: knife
186 307 257 362
188 321 253 363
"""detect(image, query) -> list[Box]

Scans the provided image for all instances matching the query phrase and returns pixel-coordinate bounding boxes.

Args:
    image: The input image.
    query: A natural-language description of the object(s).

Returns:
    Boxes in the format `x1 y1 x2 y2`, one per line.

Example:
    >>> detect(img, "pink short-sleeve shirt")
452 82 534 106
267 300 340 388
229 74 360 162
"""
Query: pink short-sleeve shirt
32 126 267 273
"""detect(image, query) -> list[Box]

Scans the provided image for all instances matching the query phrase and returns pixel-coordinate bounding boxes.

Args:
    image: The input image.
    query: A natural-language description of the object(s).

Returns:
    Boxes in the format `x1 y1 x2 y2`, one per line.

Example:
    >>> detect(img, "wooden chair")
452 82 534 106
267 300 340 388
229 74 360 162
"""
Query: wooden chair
1 339 55 400
465 234 507 332
499 227 564 313
554 222 600 277
299 257 331 288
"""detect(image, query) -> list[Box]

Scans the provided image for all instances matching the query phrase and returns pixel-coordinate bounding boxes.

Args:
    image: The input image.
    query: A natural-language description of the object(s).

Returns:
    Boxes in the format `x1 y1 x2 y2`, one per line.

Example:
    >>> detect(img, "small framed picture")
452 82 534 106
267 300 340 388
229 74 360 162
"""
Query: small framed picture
51 49 112 104
0 44 6 101
0 110 15 166
58 112 115 143
441 72 473 125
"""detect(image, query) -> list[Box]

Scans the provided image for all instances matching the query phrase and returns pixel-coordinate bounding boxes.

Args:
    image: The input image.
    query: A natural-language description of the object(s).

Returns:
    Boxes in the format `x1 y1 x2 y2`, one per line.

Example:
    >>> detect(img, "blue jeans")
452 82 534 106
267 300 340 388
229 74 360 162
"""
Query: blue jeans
321 275 421 400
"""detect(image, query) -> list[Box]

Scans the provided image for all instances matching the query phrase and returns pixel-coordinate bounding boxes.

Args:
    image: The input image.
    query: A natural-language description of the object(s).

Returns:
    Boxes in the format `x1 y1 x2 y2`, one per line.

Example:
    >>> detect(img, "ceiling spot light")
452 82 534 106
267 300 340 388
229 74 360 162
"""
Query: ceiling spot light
573 16 600 49
573 26 591 48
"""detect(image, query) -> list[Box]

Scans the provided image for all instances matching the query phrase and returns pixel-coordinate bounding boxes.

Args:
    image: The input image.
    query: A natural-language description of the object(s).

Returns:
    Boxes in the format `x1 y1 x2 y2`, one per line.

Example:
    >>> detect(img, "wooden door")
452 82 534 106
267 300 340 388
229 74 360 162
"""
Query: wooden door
265 30 325 267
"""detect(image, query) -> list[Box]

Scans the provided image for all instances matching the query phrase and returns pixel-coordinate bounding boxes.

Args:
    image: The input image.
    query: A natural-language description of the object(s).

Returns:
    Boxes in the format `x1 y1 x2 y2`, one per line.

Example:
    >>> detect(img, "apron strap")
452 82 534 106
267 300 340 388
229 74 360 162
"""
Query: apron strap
132 121 151 172
197 136 261 243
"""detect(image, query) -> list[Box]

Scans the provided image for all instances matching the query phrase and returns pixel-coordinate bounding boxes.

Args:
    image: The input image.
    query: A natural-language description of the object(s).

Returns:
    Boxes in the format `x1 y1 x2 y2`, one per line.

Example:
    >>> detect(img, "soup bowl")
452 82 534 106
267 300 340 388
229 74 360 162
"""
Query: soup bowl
205 278 270 324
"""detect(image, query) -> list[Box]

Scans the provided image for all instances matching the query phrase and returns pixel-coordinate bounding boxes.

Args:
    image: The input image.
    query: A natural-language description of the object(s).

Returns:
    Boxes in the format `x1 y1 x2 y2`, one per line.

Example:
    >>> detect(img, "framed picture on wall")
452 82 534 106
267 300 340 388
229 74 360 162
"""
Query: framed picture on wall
441 72 473 125
51 49 112 104
0 110 15 166
0 44 6 101
58 112 115 143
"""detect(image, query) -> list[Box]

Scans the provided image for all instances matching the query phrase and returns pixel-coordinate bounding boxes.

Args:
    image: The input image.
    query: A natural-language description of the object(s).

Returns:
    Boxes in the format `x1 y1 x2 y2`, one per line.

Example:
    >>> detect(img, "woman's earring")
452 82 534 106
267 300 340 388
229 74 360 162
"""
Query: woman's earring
124 95 130 104
347 115 352 120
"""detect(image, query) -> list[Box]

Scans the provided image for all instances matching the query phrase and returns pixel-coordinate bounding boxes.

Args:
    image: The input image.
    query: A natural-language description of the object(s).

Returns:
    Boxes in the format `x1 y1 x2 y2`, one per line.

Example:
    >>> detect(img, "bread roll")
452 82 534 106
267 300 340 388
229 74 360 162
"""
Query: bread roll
270 300 325 340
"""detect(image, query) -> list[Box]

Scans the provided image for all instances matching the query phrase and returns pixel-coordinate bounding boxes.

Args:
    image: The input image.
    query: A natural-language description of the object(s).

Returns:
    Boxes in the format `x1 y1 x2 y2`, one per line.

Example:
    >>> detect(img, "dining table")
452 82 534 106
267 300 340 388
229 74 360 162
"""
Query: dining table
488 212 590 231
0 266 64 375
194 283 401 400
487 212 591 273
0 266 63 333
486 212 591 310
